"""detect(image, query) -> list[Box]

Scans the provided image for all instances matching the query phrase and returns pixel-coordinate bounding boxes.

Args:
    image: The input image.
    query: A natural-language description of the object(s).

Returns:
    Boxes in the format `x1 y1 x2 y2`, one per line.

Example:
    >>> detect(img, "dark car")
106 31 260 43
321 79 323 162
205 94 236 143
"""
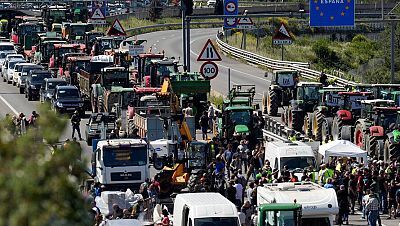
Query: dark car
51 85 84 115
25 69 52 101
40 78 68 103
17 64 44 94
85 112 116 146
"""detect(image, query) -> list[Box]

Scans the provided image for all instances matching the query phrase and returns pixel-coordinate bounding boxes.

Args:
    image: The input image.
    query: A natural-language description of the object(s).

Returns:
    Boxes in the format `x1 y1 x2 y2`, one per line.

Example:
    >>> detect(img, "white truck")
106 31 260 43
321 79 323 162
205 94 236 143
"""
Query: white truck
264 140 317 178
257 182 339 226
91 139 149 190
172 193 241 226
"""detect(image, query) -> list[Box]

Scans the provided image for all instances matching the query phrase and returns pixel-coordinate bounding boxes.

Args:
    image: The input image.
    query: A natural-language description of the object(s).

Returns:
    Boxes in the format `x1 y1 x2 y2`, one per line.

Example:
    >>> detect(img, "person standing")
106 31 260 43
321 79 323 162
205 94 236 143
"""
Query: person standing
223 144 233 178
234 179 243 207
337 185 350 225
199 111 209 140
366 191 380 226
207 101 215 132
71 110 82 140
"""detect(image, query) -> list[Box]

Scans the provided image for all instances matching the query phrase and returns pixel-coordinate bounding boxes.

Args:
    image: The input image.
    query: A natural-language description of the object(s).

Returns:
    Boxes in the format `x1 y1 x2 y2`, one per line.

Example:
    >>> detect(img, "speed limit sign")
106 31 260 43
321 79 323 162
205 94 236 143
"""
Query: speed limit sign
200 61 219 80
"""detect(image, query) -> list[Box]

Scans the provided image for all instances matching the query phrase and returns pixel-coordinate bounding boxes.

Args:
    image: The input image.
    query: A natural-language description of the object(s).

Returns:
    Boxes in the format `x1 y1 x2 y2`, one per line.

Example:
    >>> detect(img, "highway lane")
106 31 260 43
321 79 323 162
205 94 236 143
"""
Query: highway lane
134 28 271 102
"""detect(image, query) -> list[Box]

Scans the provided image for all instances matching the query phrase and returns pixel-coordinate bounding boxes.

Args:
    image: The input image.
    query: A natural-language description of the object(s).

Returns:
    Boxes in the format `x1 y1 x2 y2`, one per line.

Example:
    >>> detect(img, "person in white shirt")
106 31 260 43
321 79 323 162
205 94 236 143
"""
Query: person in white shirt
207 101 215 131
234 179 243 207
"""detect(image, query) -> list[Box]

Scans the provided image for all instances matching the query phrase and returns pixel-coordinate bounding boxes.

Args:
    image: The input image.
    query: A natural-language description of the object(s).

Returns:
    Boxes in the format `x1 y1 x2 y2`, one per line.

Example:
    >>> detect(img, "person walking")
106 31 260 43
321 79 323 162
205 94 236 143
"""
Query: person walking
337 185 350 225
207 101 215 132
366 191 380 226
199 111 209 140
71 110 82 140
223 144 233 178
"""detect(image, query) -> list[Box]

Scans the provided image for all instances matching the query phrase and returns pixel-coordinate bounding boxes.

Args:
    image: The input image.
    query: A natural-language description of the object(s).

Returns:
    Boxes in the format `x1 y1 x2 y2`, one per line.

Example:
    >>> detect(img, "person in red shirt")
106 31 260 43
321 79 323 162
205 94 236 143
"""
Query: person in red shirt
158 209 170 226
290 171 299 182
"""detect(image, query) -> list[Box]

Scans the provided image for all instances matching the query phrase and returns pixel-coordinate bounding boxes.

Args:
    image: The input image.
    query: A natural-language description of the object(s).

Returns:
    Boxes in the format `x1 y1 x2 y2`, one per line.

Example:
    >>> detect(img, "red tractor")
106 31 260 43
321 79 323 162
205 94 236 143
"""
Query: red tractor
49 43 86 70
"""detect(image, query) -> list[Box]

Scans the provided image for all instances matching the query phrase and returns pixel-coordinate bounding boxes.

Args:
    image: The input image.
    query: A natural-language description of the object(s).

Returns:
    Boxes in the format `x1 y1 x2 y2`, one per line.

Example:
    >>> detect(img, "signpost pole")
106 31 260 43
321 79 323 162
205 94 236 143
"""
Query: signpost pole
186 17 191 72
243 29 246 50
228 68 231 91
391 21 396 83
281 44 284 61
182 10 187 71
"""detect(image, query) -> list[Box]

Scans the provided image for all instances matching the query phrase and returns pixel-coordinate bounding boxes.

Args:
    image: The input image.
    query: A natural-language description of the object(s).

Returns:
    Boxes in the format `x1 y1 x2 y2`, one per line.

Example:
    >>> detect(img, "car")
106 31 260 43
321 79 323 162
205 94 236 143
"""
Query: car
4 59 25 83
51 85 84 115
1 53 24 78
17 64 44 94
25 70 52 101
0 42 15 52
0 51 17 74
40 78 68 103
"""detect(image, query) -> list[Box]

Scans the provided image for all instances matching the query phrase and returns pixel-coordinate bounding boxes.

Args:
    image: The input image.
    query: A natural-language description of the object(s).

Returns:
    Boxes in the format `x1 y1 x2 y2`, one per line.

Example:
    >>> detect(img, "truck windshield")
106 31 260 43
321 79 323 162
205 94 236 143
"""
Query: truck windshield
71 25 87 36
194 217 240 226
103 145 147 167
302 217 330 226
281 156 315 172
263 210 298 226
157 64 175 77
229 110 251 125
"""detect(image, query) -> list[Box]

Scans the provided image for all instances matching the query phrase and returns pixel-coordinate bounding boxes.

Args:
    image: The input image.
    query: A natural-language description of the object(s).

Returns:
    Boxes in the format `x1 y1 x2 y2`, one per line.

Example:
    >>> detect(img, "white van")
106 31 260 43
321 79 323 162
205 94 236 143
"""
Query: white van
104 219 142 226
173 193 240 226
264 141 316 177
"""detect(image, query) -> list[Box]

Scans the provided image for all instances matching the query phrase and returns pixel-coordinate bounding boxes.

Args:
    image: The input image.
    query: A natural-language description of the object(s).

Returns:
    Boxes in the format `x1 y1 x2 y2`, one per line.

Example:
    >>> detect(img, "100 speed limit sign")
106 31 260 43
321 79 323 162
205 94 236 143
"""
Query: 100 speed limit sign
200 61 219 80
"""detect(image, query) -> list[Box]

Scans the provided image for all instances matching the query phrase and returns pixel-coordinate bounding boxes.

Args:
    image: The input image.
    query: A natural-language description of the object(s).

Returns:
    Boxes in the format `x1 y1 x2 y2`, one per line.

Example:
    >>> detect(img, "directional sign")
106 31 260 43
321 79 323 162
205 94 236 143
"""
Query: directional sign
200 61 219 80
91 7 105 19
197 39 222 61
310 0 355 27
129 45 145 57
107 19 126 36
237 17 254 29
272 23 293 45
223 0 238 29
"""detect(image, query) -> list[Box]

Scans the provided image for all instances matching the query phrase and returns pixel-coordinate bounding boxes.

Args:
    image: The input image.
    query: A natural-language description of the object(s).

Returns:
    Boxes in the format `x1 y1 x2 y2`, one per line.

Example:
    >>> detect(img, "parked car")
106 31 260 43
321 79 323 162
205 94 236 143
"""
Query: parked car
40 78 68 103
25 69 52 101
51 85 84 115
17 64 44 94
0 51 17 74
4 59 25 83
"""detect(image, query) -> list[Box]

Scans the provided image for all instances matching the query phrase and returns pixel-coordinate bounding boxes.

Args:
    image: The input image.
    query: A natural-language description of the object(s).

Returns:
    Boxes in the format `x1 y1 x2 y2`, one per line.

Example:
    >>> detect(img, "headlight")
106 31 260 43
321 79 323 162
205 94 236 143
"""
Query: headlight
56 102 63 107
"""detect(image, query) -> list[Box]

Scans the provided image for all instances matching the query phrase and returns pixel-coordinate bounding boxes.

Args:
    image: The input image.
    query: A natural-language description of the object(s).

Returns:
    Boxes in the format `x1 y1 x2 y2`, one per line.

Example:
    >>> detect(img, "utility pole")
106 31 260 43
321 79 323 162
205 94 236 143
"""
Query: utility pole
182 8 187 71
391 21 396 83
186 17 191 72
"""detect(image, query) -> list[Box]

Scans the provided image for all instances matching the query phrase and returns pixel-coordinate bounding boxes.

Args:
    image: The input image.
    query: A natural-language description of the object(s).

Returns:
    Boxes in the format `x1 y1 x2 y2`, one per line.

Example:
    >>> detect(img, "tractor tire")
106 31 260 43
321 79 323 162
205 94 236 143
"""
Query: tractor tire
331 117 343 140
312 111 324 141
354 123 366 150
366 135 378 157
376 139 384 160
383 139 400 163
187 173 201 192
303 113 313 137
290 110 303 132
262 92 267 114
266 90 279 116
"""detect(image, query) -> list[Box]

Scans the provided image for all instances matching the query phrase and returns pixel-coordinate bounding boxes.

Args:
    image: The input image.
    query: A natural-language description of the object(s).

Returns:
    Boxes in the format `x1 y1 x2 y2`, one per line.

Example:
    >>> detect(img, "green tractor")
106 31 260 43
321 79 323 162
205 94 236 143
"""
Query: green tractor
281 82 322 132
218 85 259 141
383 112 400 162
353 100 400 157
263 70 299 116
258 203 302 226
330 91 374 141
304 86 346 141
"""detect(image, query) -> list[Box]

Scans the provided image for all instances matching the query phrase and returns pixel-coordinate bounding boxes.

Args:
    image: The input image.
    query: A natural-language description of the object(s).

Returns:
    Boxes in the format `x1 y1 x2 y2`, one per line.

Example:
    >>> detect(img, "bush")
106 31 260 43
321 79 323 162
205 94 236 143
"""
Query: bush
311 39 340 68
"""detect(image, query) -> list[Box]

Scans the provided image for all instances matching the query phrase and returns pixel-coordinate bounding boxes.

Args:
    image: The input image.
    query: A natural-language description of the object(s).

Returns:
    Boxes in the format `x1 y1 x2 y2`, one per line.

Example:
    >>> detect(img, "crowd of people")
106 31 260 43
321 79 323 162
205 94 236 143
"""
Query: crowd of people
4 111 39 135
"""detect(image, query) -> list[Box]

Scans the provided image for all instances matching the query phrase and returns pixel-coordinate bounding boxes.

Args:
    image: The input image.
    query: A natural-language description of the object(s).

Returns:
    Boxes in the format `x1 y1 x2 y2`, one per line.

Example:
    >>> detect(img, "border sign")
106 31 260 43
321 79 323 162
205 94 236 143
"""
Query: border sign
310 0 355 27
197 39 222 61
223 0 238 29
200 61 219 80
272 23 293 45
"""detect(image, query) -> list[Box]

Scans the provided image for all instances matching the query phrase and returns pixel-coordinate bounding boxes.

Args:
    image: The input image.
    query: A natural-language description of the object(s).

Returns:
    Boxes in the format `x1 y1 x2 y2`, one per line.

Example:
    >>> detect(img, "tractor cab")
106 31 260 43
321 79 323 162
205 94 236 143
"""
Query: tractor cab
49 44 86 69
62 55 91 85
96 36 125 54
135 53 164 83
258 203 302 226
146 58 179 87
84 31 104 54
372 84 400 99
100 67 130 89
360 100 399 128
62 22 94 43
222 106 253 136
294 82 322 112
315 86 347 114
34 39 67 65
347 84 373 93
11 22 45 51
269 69 299 87
225 84 256 109
41 5 69 30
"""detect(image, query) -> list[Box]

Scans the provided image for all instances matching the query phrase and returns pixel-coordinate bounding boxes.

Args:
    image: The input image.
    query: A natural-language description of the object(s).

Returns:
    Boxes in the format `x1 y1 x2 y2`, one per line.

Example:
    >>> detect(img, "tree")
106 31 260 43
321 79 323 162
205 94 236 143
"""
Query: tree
0 105 91 226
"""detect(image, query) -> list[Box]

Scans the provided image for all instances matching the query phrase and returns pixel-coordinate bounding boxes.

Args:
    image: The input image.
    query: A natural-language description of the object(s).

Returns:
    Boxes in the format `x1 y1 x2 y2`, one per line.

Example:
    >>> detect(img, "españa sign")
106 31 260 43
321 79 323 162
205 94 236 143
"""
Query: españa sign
310 0 355 27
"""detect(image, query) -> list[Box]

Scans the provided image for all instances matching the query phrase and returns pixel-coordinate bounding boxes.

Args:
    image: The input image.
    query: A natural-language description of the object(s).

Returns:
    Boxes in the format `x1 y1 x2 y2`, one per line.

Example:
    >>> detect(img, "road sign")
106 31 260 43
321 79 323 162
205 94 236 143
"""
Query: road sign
197 39 222 61
223 0 238 29
129 45 145 57
237 17 254 29
200 61 219 80
92 1 107 17
107 19 126 36
310 0 355 27
88 19 107 25
272 23 293 45
91 7 105 19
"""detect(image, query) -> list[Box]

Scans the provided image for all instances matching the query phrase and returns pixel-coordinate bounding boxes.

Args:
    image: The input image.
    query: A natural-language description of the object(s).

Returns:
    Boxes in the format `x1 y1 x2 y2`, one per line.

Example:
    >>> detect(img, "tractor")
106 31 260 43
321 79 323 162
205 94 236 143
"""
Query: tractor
372 84 400 99
262 70 299 116
62 22 94 43
281 82 322 132
353 99 400 156
145 58 180 88
11 22 45 55
304 86 346 141
383 112 400 162
331 92 374 141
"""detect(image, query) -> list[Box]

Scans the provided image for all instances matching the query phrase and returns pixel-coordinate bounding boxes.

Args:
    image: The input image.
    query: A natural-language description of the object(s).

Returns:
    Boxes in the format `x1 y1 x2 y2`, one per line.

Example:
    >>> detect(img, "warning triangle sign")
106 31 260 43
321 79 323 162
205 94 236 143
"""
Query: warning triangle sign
278 24 290 37
107 19 126 36
238 17 253 25
91 7 105 19
273 23 292 40
197 39 222 61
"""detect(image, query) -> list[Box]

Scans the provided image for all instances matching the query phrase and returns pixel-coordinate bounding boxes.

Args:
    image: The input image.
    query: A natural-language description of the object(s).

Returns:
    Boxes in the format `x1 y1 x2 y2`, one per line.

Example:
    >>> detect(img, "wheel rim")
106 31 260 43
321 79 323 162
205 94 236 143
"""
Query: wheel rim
355 130 363 147
312 115 318 135
304 116 309 135
267 94 271 114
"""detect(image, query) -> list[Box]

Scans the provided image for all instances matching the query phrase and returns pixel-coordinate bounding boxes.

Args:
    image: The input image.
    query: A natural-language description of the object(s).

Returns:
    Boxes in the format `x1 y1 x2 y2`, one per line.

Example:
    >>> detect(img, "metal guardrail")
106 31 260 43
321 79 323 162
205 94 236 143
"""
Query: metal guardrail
215 32 358 87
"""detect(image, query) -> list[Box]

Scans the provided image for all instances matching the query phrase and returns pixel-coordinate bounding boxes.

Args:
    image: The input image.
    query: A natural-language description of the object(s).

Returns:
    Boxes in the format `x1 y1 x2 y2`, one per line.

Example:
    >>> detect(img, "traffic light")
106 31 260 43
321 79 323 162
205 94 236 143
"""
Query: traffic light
182 0 193 16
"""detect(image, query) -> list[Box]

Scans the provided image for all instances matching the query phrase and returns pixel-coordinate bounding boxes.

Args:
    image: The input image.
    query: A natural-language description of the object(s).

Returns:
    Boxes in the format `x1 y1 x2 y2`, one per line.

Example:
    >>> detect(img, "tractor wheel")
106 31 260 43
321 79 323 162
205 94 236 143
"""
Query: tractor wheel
354 123 366 150
291 110 303 132
303 113 313 137
262 92 267 114
376 139 385 160
383 139 400 163
367 135 378 157
331 117 343 140
312 111 324 141
187 173 201 192
267 90 279 116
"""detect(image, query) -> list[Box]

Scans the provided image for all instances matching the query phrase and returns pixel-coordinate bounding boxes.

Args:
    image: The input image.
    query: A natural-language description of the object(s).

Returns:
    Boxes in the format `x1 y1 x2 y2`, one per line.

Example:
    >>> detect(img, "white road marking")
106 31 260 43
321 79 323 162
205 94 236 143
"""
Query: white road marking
156 40 160 43
0 95 19 115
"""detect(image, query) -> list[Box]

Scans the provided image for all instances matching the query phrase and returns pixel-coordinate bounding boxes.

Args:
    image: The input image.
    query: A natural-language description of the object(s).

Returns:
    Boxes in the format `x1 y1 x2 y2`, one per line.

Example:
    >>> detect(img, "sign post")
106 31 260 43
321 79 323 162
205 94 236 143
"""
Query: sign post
272 23 293 61
197 39 222 80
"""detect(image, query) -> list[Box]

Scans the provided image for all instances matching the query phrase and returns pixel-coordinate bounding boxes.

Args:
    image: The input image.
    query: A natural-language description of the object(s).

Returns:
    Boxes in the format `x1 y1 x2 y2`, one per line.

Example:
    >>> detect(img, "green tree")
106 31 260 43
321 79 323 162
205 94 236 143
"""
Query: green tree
311 39 341 69
0 105 91 226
